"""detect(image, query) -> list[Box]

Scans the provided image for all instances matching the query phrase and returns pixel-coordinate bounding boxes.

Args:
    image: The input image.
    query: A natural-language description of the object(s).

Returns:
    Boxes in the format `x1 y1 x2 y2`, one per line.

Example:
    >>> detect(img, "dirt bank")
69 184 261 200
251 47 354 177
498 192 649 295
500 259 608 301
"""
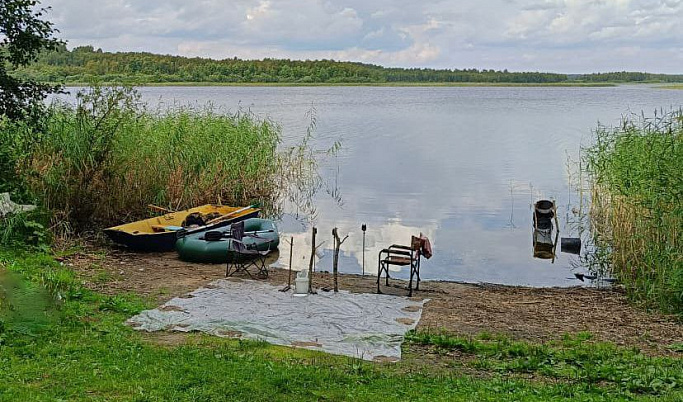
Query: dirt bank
63 246 683 356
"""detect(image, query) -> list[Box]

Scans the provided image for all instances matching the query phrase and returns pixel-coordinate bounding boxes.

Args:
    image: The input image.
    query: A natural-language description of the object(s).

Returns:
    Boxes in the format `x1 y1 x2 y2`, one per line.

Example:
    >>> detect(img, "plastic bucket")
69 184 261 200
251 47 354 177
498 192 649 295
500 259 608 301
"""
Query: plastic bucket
294 271 308 294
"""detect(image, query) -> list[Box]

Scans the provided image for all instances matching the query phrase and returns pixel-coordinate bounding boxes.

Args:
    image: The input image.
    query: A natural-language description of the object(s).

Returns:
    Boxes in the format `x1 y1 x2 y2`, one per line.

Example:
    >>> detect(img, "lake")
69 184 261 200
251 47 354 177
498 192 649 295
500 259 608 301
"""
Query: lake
65 85 683 286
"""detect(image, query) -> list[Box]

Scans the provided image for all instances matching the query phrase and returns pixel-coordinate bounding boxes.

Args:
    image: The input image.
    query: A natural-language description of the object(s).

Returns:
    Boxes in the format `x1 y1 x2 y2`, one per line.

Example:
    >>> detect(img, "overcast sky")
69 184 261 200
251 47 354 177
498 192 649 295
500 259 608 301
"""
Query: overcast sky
42 0 683 73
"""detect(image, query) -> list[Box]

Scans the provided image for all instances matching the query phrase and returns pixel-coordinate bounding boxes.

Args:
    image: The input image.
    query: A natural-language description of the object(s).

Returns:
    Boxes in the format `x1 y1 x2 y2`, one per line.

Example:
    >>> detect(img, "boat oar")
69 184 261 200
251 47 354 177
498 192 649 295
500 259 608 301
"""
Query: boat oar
205 204 259 226
148 204 174 214
179 204 260 237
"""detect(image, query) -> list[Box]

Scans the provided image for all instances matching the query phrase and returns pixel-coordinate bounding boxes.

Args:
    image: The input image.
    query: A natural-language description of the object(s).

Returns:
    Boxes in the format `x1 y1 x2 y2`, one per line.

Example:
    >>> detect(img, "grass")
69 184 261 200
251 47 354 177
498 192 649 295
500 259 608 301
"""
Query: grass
1 85 325 233
406 331 683 396
1 248 682 401
29 86 281 229
583 109 682 315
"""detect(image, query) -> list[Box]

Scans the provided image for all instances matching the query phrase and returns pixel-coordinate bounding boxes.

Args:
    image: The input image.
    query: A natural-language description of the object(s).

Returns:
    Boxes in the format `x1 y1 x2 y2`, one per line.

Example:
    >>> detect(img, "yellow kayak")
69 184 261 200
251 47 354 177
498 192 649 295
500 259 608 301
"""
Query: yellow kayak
104 204 260 251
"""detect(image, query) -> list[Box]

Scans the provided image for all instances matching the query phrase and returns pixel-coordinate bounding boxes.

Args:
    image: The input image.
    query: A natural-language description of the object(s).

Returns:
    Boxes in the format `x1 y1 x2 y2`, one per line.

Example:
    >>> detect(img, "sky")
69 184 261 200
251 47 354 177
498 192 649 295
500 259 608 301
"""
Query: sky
42 0 683 73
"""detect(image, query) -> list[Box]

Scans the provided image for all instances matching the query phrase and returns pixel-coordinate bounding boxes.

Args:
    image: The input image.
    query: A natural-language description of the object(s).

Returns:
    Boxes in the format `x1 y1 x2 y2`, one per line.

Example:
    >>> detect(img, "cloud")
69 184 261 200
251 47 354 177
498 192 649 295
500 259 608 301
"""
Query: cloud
503 0 683 46
43 0 683 72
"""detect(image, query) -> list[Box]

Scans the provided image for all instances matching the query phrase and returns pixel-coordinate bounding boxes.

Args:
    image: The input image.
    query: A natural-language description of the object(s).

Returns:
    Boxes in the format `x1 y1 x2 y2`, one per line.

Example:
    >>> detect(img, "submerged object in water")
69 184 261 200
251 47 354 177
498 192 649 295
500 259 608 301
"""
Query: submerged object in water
533 200 555 230
176 218 279 263
574 273 597 282
104 204 260 252
561 237 582 254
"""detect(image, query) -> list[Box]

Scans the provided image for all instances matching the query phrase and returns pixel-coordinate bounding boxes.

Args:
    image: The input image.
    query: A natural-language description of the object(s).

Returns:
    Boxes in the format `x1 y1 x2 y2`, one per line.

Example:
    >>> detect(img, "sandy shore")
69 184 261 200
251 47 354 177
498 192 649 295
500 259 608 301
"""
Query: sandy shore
63 246 683 356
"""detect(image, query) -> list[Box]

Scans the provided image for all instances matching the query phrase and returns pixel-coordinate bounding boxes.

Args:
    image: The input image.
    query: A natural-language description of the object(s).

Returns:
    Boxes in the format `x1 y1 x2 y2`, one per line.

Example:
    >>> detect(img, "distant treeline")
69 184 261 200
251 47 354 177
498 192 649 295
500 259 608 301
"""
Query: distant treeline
15 45 683 84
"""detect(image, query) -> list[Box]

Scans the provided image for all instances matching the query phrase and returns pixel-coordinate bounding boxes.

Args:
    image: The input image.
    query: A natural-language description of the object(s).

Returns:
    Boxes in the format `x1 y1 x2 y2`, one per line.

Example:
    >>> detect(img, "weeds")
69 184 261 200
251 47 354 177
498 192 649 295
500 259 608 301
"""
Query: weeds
0 209 51 250
1 85 329 235
583 109 683 314
20 86 281 229
406 330 683 396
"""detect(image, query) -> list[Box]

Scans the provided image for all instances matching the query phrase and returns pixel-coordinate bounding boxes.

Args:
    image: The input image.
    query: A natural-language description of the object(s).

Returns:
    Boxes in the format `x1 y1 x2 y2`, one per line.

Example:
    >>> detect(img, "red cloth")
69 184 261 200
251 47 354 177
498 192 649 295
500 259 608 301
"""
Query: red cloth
419 233 433 259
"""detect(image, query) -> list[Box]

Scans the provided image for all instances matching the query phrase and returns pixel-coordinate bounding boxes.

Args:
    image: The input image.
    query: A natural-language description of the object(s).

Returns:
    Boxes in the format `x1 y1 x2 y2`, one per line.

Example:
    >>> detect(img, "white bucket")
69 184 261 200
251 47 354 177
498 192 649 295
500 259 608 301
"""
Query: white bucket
294 270 309 295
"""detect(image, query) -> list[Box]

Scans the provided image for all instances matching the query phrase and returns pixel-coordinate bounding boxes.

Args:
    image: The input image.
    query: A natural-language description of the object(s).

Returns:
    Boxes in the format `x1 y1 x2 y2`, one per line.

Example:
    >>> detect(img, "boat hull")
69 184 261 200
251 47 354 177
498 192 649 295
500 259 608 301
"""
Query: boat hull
176 218 279 263
104 205 259 252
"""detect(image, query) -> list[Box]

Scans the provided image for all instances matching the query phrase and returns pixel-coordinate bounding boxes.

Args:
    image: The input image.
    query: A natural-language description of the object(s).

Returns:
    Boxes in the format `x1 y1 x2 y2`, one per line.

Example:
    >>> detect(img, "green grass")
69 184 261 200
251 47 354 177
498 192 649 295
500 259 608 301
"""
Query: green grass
3 86 284 229
2 85 327 232
583 109 683 315
2 248 682 401
406 331 683 396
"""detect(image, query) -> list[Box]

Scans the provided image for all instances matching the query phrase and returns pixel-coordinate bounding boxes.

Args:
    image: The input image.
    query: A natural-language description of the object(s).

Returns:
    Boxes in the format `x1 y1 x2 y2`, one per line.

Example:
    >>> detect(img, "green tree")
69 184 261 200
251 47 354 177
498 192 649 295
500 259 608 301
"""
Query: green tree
0 0 63 121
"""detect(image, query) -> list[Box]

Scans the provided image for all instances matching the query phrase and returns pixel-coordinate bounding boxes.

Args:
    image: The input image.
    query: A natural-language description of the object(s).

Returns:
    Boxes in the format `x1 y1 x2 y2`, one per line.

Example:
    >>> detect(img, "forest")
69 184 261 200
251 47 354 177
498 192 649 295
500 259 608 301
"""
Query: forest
16 45 683 85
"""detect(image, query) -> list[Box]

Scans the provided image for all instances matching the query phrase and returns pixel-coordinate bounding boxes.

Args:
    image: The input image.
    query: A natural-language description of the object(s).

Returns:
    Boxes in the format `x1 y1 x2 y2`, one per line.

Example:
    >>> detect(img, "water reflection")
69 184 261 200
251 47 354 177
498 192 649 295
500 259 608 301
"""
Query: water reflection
274 214 438 279
53 85 683 286
531 200 559 261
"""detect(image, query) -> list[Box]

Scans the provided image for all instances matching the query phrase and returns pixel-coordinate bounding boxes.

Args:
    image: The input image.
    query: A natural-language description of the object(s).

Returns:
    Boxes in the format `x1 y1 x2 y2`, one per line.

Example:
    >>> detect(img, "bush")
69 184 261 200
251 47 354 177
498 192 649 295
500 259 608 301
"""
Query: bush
0 209 51 250
19 86 282 230
584 109 683 314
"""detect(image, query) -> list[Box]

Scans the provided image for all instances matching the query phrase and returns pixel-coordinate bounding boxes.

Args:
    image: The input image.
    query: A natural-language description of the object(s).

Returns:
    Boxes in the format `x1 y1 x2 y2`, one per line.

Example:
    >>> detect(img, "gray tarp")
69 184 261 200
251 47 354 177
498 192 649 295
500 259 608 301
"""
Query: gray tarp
0 193 36 218
128 279 426 361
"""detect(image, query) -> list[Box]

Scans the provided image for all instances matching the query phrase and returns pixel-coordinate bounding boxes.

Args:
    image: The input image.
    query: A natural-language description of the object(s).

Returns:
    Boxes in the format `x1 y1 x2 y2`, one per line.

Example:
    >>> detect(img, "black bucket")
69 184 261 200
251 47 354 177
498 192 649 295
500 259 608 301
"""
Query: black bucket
561 237 581 254
534 200 555 219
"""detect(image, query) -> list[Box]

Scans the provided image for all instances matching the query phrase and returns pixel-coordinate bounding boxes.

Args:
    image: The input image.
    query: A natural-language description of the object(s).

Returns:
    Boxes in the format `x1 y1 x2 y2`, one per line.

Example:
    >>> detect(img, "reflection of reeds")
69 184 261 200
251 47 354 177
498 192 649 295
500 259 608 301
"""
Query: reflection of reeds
13 86 328 232
584 109 682 314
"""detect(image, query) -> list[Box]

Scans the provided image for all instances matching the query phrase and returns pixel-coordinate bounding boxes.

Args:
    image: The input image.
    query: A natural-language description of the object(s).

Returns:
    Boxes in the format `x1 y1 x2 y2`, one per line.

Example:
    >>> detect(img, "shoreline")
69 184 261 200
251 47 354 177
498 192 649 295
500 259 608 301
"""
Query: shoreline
58 81 619 88
63 245 683 355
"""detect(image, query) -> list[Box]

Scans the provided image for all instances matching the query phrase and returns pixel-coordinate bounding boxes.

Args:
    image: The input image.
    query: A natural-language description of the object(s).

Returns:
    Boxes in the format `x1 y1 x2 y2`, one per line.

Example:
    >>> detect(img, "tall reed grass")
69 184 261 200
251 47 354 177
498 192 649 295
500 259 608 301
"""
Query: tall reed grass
584 109 682 314
3 86 319 232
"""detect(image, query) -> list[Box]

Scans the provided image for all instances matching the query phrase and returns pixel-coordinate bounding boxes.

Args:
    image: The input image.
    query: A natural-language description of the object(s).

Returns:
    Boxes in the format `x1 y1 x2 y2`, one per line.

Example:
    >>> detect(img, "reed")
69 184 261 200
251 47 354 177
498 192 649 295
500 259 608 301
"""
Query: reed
8 86 316 231
583 109 682 314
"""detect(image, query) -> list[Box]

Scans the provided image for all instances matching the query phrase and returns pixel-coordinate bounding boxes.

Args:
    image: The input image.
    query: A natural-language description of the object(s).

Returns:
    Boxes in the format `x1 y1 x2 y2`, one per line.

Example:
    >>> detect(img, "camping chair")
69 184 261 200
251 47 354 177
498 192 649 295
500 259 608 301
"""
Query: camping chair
225 221 272 279
377 236 423 296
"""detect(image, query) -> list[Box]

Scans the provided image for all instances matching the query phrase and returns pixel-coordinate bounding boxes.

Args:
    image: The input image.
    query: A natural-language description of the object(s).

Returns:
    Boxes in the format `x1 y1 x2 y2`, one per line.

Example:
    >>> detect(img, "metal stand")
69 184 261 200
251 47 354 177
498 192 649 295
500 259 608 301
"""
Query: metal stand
280 236 294 292
361 224 366 276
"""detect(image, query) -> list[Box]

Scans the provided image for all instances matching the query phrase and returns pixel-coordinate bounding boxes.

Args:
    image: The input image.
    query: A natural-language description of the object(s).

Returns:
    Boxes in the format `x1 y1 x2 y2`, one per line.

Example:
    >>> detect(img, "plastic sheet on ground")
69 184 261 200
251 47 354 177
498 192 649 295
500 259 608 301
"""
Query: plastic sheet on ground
0 193 36 218
127 279 427 361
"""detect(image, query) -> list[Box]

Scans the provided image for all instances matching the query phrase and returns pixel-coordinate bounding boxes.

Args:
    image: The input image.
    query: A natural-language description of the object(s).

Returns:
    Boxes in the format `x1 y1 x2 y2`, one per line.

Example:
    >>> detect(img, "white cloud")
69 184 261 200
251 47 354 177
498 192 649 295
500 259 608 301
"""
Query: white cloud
42 0 683 72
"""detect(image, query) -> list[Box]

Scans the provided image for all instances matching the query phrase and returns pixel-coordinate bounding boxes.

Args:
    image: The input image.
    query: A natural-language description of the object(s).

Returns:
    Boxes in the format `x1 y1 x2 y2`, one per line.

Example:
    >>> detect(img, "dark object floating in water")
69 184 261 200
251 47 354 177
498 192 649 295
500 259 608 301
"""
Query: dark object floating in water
574 273 616 283
561 237 582 254
574 273 597 281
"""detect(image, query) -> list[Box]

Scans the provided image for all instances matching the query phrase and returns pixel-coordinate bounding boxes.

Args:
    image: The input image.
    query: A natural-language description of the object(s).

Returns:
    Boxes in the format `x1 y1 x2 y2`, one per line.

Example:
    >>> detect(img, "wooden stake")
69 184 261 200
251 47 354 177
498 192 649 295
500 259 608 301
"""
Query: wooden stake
332 228 349 292
287 236 294 287
308 227 317 294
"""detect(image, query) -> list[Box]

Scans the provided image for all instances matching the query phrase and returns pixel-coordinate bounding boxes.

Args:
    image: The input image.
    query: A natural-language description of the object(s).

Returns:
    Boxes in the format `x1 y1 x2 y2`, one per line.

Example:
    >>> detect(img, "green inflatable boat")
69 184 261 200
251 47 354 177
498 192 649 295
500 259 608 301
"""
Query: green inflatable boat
176 218 279 263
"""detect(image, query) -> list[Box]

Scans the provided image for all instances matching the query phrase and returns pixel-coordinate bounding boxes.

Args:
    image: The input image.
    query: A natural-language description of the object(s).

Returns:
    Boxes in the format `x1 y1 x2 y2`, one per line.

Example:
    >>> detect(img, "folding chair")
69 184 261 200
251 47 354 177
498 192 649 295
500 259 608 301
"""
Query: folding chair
377 236 423 296
225 221 272 279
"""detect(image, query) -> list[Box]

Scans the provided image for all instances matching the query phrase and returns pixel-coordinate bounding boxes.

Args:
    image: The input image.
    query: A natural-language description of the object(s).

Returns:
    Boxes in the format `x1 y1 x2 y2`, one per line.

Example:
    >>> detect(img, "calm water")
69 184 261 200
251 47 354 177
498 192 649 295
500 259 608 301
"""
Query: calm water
65 85 683 286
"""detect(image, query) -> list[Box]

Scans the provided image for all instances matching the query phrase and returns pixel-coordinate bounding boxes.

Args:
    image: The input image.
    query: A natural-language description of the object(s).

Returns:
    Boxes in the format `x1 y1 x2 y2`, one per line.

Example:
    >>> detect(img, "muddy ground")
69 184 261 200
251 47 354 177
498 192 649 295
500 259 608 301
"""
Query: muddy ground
63 246 683 356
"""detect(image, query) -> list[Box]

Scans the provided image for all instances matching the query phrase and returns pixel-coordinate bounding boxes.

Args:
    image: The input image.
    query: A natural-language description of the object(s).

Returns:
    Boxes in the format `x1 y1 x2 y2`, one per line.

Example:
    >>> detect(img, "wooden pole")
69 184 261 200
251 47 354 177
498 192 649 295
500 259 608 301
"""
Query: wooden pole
308 227 317 294
332 229 338 292
287 236 293 287
331 228 348 292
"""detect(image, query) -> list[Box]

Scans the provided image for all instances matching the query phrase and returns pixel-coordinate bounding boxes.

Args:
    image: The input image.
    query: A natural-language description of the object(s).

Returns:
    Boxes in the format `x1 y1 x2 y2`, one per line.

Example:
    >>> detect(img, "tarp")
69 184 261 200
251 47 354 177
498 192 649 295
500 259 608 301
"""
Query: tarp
128 279 426 361
0 193 36 218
